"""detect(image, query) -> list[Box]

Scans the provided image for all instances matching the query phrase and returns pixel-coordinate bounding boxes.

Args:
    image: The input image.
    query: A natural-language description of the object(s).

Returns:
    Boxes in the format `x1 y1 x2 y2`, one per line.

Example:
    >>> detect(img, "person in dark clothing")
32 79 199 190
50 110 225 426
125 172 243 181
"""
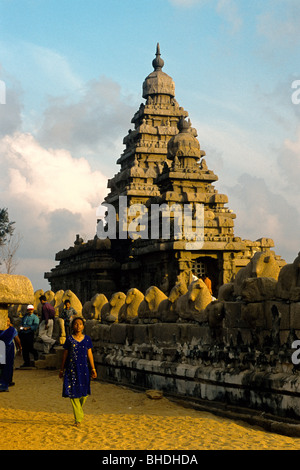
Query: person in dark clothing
38 295 56 354
18 305 39 367
0 317 22 389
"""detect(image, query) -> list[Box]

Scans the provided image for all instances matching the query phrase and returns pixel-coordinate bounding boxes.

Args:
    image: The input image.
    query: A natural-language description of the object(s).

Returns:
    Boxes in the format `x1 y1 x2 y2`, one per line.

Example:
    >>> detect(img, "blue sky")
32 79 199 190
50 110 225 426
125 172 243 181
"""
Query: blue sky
0 0 300 290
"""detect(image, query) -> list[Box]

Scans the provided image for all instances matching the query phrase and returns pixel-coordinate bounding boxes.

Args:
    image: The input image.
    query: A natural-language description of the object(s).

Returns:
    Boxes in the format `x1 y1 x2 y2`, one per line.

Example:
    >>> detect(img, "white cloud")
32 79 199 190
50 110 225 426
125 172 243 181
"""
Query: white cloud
192 116 300 265
0 132 108 289
36 76 138 174
256 0 300 50
194 119 279 188
0 57 141 290
280 127 300 200
0 87 23 137
1 133 106 213
226 174 300 264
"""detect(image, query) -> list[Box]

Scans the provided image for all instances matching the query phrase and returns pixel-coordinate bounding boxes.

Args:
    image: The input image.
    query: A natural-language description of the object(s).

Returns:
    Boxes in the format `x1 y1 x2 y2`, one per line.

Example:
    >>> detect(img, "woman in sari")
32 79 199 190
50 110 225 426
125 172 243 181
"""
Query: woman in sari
0 317 21 391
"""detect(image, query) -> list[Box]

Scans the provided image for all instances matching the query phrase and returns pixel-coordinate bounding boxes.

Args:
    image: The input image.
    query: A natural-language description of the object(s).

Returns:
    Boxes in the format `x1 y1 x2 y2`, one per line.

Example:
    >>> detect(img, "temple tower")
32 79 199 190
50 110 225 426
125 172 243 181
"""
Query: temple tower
45 45 284 301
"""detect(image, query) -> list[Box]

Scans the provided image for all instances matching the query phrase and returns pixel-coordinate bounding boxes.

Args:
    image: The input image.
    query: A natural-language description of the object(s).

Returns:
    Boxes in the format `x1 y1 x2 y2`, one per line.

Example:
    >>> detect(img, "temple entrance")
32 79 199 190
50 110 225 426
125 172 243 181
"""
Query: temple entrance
192 256 219 296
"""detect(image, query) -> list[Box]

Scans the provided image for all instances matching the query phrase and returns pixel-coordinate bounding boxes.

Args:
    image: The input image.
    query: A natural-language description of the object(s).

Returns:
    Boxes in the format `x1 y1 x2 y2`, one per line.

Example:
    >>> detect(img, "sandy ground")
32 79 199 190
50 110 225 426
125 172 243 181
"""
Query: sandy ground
1 357 300 451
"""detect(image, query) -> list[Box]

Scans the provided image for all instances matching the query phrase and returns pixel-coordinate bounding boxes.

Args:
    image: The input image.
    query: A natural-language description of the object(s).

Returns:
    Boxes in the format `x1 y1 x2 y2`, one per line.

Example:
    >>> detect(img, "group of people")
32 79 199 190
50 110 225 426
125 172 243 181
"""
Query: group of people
0 296 97 427
18 296 77 367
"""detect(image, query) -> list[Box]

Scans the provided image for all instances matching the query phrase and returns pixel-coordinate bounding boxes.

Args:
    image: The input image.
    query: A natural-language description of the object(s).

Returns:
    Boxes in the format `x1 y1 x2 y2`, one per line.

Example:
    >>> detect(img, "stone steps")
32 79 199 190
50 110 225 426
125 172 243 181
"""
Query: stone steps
35 346 64 370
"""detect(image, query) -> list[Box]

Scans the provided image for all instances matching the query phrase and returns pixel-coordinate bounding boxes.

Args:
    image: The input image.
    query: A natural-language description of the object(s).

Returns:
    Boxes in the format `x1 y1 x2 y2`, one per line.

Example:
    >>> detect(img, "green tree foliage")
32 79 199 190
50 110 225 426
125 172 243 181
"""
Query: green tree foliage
0 208 15 246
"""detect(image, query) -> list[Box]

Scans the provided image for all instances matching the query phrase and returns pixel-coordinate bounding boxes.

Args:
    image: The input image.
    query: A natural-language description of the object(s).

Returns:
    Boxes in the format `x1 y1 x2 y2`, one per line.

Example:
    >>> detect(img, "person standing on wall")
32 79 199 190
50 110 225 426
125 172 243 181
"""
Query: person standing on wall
38 295 56 354
59 299 77 337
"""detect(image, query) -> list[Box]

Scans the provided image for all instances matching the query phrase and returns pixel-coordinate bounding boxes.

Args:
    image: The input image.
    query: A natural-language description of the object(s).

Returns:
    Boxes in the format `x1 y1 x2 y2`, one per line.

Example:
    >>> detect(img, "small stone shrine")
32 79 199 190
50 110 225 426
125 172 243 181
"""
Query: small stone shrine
45 45 284 302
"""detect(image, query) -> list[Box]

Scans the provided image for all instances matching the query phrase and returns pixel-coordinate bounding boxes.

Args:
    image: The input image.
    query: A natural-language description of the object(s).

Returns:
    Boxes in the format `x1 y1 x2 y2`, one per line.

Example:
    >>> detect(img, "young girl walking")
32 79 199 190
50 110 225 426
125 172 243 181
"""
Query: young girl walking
59 316 97 426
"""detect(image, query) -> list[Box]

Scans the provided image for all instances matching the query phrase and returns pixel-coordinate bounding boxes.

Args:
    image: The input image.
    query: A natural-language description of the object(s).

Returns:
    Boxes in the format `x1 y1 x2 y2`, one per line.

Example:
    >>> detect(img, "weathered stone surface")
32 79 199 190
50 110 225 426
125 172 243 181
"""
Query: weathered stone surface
176 279 212 321
290 303 300 330
0 274 34 305
218 282 234 301
240 277 277 302
110 323 127 344
234 251 280 297
118 288 144 323
148 323 181 344
241 302 266 329
223 302 243 328
206 301 225 329
276 252 300 300
61 289 82 316
265 301 290 330
138 286 167 320
101 291 126 324
0 305 8 330
131 324 150 344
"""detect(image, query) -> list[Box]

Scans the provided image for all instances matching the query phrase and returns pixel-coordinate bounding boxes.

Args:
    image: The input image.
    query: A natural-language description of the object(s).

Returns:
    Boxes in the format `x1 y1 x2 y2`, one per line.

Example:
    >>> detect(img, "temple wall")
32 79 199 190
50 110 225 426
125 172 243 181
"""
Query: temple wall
73 251 300 425
83 299 300 422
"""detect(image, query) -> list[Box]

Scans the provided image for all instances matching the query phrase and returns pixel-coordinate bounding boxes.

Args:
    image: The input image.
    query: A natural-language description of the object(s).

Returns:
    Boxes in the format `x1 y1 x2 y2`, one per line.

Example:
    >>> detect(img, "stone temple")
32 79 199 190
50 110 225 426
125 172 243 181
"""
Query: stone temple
45 44 284 303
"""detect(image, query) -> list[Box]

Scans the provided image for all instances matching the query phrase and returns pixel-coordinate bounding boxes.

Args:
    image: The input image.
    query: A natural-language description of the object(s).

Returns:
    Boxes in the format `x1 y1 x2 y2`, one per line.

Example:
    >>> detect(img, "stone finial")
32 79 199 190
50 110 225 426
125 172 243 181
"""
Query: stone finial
152 43 164 71
142 43 175 99
178 117 191 133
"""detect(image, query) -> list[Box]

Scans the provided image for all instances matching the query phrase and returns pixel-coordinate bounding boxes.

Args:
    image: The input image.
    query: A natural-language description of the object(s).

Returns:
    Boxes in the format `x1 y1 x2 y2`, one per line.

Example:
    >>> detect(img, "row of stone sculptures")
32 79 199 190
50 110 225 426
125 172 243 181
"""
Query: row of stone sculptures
8 251 300 331
80 251 300 327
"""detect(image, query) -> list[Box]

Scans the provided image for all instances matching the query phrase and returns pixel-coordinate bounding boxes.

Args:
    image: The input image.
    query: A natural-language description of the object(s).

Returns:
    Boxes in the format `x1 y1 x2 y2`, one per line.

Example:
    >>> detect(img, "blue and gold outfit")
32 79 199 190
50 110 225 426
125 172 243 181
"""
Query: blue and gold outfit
62 335 92 398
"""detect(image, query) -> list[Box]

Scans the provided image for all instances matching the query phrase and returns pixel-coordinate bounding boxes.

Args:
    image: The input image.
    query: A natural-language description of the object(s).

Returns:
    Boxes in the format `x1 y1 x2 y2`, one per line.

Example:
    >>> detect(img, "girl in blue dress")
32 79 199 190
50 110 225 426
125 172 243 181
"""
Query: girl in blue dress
59 316 97 426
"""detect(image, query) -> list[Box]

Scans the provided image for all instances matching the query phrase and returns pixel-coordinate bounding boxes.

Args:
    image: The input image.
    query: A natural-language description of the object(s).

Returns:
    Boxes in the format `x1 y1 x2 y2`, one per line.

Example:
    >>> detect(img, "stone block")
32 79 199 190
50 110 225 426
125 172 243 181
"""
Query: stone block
218 282 234 301
131 324 149 344
224 327 252 347
290 287 300 302
241 277 277 302
223 302 244 328
90 323 103 341
241 303 265 329
290 303 300 330
97 324 111 342
265 301 290 330
179 324 211 344
35 359 47 369
279 330 292 348
84 319 99 336
147 323 181 344
109 323 127 344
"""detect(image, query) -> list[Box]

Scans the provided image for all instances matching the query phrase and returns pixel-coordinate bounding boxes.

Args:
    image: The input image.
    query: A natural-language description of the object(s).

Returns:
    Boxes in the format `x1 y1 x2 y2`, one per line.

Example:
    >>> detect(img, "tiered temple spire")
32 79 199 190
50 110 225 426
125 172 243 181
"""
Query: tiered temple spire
45 45 282 301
